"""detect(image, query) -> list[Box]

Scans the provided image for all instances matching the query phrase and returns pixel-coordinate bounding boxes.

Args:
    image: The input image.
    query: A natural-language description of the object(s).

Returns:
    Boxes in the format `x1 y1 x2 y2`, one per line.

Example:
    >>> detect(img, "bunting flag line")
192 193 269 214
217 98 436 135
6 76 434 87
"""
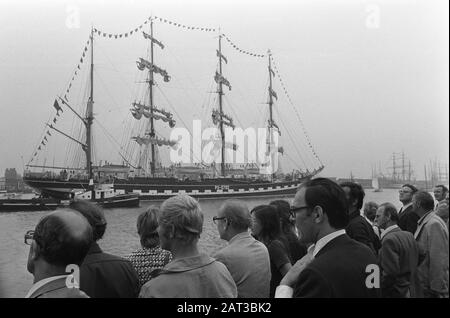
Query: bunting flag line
221 34 265 58
93 15 216 42
270 55 323 166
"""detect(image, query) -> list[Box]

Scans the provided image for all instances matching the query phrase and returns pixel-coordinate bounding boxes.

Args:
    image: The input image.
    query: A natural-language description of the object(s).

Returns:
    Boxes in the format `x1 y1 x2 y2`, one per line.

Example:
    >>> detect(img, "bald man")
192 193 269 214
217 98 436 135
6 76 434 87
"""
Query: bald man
25 209 93 298
213 200 271 298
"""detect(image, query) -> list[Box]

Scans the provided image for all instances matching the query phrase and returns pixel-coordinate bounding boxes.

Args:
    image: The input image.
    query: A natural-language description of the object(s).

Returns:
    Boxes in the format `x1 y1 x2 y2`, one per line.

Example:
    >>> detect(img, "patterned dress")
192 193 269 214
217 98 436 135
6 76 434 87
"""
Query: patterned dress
126 246 172 288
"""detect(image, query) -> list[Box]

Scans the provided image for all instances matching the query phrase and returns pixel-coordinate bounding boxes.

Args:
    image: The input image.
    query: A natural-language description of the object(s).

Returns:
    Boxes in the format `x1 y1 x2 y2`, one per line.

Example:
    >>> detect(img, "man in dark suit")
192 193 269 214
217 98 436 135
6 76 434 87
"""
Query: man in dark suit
71 201 140 298
374 202 419 297
398 184 419 234
340 182 380 255
275 178 380 298
25 209 93 298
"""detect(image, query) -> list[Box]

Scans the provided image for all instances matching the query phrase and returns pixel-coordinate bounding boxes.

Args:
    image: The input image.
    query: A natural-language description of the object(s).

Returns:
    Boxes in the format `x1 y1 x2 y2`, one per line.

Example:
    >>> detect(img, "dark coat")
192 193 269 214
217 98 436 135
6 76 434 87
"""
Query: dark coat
346 211 381 255
398 204 420 234
28 277 89 298
293 234 381 298
80 243 140 298
379 227 420 298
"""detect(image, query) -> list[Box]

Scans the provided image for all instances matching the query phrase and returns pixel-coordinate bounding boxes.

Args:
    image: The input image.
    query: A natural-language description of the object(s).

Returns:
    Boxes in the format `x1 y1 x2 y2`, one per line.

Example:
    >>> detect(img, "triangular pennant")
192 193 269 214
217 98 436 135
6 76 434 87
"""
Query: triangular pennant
80 57 83 63
115 35 118 39
125 33 128 37
119 34 123 38
130 30 134 35
38 146 41 151
103 33 106 37
109 34 112 38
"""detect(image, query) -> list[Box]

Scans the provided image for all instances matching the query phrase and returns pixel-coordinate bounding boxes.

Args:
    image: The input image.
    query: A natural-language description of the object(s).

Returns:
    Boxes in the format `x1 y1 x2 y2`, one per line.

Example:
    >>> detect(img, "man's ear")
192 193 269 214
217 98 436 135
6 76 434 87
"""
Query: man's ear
313 206 324 224
30 240 40 262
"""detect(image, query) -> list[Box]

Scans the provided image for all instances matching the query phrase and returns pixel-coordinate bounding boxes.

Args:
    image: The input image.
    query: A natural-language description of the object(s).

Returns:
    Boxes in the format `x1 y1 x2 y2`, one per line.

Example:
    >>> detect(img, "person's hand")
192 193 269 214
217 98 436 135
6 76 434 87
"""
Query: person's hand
280 248 314 287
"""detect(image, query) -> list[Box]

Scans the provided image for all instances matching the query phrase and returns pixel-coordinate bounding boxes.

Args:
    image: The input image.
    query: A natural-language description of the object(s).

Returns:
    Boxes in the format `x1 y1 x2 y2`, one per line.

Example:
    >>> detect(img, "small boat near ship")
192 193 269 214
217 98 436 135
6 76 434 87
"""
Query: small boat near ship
23 17 324 202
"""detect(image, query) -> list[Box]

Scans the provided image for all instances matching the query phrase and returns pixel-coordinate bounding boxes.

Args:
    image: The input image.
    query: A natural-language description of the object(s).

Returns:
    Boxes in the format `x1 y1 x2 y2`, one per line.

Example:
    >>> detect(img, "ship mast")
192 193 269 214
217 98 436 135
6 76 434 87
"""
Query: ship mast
212 32 234 177
86 27 94 180
266 50 281 179
149 20 156 176
132 18 176 177
218 34 226 177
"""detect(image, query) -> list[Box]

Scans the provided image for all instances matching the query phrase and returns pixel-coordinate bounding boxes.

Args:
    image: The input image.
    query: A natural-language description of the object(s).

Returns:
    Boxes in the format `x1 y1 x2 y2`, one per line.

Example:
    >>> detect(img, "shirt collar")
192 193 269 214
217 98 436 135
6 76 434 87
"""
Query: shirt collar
312 229 346 258
380 224 399 240
417 210 434 225
228 231 251 244
364 215 374 226
25 275 68 298
164 254 215 273
400 202 413 212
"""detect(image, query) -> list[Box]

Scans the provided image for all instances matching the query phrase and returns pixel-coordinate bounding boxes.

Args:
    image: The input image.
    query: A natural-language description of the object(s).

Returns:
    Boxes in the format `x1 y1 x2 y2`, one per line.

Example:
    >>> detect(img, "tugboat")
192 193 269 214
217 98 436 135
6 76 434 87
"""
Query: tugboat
23 17 324 201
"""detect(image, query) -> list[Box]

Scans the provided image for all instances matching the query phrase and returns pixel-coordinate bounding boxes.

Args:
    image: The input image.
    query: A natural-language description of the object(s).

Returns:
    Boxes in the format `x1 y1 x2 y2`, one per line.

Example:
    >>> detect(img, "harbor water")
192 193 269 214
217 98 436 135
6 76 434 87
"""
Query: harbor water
0 189 402 298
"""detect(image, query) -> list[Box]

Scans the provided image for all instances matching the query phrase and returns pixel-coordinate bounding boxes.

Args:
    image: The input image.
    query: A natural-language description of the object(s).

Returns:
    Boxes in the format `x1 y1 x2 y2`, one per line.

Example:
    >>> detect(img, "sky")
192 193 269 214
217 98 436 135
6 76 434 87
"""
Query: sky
0 0 448 180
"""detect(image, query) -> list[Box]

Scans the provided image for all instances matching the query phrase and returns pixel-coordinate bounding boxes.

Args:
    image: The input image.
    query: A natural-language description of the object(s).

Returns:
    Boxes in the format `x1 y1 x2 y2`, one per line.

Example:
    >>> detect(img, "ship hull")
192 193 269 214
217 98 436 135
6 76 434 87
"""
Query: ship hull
24 175 312 201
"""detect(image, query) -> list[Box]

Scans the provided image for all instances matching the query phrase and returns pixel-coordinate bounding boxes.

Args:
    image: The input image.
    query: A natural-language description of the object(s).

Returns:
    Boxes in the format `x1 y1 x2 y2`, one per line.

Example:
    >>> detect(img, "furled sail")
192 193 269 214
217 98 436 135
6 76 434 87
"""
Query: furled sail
216 50 228 64
214 72 231 91
142 31 165 50
132 136 177 148
136 58 171 82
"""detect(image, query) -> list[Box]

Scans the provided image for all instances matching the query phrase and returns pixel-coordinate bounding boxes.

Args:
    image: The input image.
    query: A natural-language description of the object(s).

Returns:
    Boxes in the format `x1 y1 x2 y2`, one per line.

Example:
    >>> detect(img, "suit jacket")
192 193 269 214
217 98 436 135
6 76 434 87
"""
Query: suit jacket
412 211 449 298
80 243 140 298
293 234 381 298
346 211 381 255
28 277 89 298
398 205 420 234
214 232 271 298
379 227 419 298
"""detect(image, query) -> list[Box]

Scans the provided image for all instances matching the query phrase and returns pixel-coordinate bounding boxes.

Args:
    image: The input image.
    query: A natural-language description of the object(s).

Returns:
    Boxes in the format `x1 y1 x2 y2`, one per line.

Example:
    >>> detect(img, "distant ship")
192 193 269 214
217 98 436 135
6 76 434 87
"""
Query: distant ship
24 18 323 201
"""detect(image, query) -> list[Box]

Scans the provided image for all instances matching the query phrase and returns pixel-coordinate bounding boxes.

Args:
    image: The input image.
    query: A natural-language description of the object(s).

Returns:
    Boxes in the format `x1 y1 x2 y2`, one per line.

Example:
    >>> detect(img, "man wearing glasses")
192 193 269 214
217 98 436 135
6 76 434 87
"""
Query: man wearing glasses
275 178 380 298
24 210 93 298
212 200 271 298
398 184 419 234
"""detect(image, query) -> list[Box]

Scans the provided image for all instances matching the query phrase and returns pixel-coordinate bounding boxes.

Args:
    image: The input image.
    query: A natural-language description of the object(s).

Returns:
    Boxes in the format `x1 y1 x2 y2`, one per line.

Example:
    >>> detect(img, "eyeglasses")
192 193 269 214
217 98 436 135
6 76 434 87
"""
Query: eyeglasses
398 190 412 194
24 230 35 245
289 205 309 216
213 216 226 225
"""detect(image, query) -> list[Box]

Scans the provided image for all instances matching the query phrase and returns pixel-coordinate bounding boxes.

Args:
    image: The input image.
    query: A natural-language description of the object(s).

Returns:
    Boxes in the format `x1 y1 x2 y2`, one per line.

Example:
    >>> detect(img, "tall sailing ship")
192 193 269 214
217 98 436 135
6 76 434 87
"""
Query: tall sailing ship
24 18 324 201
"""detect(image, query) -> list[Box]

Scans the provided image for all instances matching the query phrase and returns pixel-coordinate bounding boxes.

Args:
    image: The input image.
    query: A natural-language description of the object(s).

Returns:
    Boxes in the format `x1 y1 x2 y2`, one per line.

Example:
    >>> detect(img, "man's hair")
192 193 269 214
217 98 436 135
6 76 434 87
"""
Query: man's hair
69 200 107 241
301 178 349 229
339 181 365 210
221 200 251 231
435 185 449 194
33 212 93 267
250 205 284 244
402 184 418 194
159 194 203 242
413 191 435 211
137 206 161 249
379 202 399 223
363 201 379 221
